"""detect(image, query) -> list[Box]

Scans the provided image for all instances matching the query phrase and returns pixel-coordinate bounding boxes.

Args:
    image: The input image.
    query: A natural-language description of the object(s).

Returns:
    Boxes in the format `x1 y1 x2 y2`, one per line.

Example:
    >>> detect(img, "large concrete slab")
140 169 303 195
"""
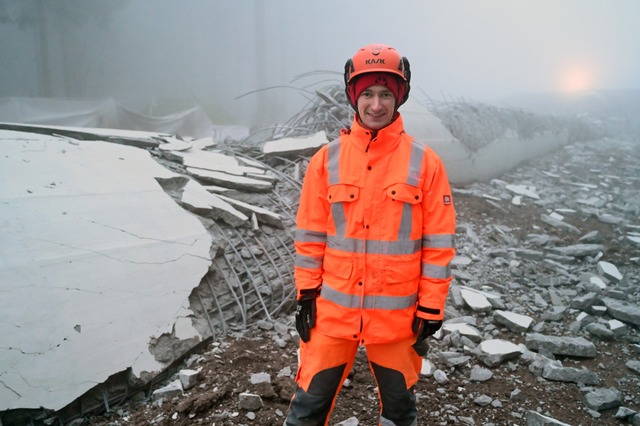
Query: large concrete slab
0 130 212 411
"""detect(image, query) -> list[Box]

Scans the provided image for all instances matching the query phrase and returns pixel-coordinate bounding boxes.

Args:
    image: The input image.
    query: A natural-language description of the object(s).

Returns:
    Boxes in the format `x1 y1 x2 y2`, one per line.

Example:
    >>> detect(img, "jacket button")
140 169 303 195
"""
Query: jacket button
367 166 372 170
353 335 358 339
415 195 420 200
391 190 396 195
358 281 363 286
350 194 354 198
328 195 332 199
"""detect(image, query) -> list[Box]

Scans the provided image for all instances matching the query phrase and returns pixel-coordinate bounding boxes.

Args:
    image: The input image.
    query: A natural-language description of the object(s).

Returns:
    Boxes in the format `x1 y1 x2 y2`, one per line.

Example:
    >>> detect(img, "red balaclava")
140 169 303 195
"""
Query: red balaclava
348 72 404 108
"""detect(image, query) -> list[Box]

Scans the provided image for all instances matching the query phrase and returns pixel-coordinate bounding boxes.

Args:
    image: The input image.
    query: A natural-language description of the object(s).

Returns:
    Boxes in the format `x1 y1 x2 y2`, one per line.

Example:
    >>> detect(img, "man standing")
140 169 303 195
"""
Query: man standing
285 44 456 426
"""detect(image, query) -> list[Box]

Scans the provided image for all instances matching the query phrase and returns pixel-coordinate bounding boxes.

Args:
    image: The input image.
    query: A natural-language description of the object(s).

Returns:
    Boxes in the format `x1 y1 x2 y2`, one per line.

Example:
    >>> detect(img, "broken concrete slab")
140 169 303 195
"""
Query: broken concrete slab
180 179 249 227
474 339 522 367
602 298 640 326
262 131 329 157
0 130 212 411
493 310 534 332
525 333 597 358
186 167 274 192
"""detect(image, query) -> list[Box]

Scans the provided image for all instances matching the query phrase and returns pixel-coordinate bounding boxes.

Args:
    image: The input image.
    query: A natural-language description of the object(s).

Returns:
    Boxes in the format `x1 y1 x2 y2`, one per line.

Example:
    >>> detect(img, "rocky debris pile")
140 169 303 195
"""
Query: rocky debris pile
82 136 639 426
425 135 640 424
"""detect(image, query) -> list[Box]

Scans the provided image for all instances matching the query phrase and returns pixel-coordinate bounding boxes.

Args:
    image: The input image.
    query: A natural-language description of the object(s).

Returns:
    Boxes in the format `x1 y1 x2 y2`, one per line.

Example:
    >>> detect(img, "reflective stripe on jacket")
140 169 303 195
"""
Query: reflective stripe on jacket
294 114 456 344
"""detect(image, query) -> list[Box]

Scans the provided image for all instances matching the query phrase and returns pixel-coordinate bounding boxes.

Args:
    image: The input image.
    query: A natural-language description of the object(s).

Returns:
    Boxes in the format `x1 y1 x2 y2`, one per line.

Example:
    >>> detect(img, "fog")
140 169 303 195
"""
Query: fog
1 0 639 126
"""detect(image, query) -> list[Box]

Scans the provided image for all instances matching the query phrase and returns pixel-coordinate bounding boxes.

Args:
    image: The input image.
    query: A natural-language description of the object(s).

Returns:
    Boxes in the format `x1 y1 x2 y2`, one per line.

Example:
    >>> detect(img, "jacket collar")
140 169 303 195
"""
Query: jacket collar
347 113 405 156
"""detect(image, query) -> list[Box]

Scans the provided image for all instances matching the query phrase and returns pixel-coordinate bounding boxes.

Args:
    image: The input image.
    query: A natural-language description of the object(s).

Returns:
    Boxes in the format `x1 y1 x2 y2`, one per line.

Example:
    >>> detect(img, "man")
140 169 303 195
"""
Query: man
285 44 456 426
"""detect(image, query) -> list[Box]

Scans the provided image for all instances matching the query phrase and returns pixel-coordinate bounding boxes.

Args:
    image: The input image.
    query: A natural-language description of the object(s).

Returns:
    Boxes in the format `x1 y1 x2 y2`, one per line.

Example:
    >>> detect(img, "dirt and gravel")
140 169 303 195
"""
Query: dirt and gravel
83 135 639 426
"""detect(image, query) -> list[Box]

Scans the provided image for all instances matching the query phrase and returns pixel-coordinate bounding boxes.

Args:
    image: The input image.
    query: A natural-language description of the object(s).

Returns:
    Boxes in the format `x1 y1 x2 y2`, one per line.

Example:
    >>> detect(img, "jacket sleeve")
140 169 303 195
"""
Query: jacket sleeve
293 148 329 299
417 150 456 320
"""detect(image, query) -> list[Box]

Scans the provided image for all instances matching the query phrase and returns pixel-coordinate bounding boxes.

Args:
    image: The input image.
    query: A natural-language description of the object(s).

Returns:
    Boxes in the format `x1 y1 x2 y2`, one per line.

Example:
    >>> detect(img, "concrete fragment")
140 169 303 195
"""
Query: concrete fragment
433 369 449 384
525 411 572 425
420 359 435 376
181 179 249 226
335 417 360 426
597 261 623 283
186 167 273 192
213 193 284 229
608 319 627 337
584 387 623 411
541 306 566 322
178 369 200 390
546 244 605 258
470 365 493 382
475 339 522 367
626 360 640 375
262 131 328 157
525 333 596 358
238 392 263 411
250 372 271 384
442 322 483 342
151 379 183 401
615 406 638 420
493 310 533 332
509 248 544 260
459 287 493 313
505 184 539 199
579 230 603 243
603 298 640 326
542 363 599 385
540 214 580 233
570 292 600 311
585 322 615 339
473 394 493 406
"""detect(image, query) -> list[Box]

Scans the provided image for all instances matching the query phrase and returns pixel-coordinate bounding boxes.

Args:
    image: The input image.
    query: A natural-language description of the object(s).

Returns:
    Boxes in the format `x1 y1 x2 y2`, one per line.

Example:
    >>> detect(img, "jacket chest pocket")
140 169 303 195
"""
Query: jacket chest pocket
327 183 362 235
385 183 422 204
328 183 360 204
384 183 423 238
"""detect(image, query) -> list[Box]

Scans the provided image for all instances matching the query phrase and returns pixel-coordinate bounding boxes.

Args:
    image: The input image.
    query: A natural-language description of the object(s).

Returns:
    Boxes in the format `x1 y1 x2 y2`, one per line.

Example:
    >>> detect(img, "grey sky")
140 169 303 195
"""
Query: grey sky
1 0 638 124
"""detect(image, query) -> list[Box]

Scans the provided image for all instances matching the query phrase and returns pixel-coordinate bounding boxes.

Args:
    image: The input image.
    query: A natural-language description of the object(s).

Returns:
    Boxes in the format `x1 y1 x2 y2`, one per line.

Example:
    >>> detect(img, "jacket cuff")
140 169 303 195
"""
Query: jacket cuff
298 286 321 300
416 305 442 319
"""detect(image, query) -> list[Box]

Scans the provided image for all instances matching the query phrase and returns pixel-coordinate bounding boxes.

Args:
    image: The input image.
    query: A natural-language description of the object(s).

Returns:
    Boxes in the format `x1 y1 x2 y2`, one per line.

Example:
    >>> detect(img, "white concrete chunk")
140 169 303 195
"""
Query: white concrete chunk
262 131 328 155
505 184 540 199
597 261 623 283
459 288 494 313
179 369 200 390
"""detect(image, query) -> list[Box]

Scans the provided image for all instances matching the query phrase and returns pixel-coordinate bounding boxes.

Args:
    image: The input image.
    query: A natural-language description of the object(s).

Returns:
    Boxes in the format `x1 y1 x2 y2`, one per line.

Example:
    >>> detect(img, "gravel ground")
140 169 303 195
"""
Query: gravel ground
83 135 640 426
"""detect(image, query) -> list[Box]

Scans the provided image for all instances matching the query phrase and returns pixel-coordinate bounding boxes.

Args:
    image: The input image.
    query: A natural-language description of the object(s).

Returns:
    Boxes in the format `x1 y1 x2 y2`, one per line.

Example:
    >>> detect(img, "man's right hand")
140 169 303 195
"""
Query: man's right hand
295 288 319 342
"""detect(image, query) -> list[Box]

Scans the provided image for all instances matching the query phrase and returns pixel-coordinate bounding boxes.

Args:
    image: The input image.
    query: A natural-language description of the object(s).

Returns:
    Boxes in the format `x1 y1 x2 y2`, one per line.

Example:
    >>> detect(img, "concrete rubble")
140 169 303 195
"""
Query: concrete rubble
220 136 638 424
1 94 639 424
121 135 638 425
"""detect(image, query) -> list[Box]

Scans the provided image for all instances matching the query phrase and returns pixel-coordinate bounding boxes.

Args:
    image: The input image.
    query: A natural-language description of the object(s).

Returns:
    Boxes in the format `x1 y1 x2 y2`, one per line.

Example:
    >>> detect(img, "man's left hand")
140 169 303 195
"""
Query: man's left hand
411 318 442 356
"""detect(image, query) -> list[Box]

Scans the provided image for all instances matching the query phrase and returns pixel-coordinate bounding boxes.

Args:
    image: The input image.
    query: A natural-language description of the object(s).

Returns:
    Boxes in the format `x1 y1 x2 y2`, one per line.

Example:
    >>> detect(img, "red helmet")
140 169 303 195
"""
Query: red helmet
344 44 411 109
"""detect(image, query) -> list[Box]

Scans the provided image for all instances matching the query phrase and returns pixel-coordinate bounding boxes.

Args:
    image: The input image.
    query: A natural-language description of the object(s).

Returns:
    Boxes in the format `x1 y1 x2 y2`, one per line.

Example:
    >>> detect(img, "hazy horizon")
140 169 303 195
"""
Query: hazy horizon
1 0 639 125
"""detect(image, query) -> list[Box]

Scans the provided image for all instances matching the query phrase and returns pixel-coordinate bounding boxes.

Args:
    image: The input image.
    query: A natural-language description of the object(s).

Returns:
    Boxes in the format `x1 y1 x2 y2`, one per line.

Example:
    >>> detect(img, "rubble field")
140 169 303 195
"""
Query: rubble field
81 134 640 426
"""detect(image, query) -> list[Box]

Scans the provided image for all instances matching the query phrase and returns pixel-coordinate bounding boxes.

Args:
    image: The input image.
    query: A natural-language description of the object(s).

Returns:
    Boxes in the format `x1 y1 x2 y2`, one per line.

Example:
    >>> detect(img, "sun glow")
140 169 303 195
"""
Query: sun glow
557 64 597 93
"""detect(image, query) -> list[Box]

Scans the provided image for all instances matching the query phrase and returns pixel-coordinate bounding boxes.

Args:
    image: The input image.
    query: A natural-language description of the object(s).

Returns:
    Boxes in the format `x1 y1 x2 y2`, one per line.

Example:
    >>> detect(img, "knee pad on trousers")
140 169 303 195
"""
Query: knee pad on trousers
285 363 347 425
370 362 417 426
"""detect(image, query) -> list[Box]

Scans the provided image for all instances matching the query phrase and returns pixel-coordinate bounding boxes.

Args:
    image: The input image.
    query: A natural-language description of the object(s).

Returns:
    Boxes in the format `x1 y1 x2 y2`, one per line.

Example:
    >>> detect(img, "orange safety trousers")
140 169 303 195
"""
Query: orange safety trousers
284 330 422 426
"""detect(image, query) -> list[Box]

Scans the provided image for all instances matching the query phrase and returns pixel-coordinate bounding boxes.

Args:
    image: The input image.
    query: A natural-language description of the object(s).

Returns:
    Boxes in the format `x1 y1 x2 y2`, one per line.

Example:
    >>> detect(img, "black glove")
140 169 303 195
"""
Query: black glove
411 317 442 356
295 288 319 342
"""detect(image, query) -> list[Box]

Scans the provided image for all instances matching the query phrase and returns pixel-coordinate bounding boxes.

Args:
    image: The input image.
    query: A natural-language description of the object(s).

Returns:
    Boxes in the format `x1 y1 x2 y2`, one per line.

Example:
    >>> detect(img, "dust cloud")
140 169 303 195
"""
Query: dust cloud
1 0 639 125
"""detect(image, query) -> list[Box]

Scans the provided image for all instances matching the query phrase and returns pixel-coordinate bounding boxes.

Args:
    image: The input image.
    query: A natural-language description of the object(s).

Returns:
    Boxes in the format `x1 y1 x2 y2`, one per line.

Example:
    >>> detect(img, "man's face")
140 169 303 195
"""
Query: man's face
357 85 396 131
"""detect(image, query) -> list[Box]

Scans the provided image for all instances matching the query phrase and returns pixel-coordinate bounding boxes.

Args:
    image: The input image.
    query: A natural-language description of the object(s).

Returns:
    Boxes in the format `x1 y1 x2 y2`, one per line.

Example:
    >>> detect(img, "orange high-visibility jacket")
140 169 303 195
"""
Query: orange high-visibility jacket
294 114 456 344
